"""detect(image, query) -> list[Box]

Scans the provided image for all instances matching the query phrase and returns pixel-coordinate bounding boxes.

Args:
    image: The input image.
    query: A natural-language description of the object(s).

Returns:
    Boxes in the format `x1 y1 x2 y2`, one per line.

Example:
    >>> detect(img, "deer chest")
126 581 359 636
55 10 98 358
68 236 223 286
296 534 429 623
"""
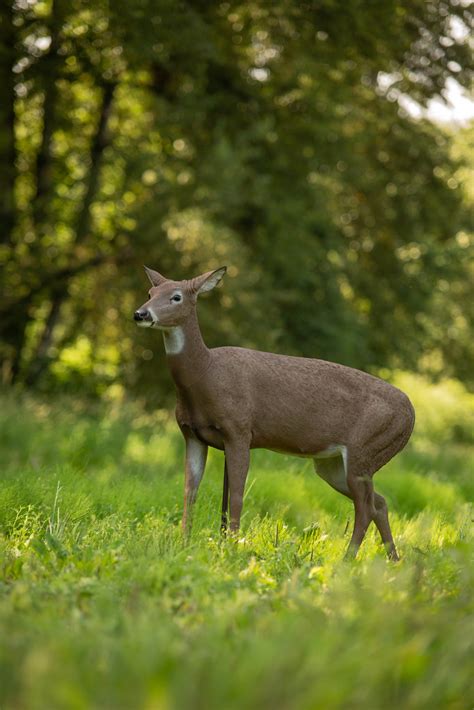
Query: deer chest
176 398 226 450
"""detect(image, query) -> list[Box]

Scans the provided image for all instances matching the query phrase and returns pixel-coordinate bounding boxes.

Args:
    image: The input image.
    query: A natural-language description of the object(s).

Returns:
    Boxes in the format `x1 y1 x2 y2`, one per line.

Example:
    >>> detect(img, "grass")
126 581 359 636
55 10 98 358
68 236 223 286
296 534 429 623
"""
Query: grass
0 374 473 710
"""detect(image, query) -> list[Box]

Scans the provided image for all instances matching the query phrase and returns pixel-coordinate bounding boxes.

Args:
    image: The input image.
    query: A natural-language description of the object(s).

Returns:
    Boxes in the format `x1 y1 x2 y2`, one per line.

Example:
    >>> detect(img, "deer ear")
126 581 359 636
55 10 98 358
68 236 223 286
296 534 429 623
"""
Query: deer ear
193 266 227 295
144 265 167 287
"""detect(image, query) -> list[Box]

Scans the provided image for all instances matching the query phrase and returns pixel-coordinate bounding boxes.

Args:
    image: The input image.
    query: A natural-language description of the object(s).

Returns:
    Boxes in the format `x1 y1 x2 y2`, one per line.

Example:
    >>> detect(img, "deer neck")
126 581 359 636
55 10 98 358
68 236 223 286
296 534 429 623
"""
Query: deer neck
163 309 211 388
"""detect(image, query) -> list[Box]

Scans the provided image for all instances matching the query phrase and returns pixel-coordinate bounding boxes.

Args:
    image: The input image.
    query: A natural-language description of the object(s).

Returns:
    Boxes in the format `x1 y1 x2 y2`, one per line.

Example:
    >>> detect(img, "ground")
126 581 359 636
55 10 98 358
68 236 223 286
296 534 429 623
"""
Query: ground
0 374 473 709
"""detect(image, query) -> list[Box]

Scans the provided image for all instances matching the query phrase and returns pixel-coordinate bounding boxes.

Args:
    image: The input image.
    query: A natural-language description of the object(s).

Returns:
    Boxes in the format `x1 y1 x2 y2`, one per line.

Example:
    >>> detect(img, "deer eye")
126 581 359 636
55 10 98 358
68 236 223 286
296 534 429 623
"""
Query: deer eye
171 294 182 303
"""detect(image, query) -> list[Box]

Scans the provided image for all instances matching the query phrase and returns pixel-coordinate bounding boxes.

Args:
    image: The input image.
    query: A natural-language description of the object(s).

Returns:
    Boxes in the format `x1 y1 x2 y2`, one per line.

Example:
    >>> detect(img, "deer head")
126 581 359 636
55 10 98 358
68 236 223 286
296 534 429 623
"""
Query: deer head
134 265 227 329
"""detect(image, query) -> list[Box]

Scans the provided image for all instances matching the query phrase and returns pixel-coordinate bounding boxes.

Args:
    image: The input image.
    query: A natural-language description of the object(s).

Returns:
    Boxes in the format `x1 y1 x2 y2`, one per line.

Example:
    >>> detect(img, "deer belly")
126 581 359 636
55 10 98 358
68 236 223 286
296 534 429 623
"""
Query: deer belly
251 418 339 456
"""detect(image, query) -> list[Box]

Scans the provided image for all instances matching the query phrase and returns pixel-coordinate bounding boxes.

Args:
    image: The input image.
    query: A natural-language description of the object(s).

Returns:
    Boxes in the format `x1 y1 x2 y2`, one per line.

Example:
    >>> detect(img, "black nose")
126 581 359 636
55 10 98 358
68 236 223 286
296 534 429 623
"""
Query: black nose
134 309 147 321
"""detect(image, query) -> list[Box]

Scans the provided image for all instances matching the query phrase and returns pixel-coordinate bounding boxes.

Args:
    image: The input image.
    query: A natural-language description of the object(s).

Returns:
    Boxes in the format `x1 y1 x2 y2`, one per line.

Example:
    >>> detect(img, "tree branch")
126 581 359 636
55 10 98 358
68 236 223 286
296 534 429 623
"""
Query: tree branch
21 247 129 386
0 250 128 321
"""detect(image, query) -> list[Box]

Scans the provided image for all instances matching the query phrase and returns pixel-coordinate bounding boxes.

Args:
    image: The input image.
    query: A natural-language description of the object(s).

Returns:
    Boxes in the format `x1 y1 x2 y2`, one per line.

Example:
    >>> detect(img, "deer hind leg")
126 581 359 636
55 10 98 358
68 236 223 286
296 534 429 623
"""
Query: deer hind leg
358 424 407 560
372 491 399 561
314 449 350 497
313 453 372 557
346 465 399 561
315 453 396 560
345 479 399 561
344 466 374 559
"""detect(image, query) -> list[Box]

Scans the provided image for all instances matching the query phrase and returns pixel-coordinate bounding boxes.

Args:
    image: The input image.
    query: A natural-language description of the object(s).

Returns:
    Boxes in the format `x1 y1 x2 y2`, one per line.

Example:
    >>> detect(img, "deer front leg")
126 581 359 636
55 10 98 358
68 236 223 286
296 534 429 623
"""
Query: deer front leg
221 461 229 533
223 439 250 534
182 433 208 538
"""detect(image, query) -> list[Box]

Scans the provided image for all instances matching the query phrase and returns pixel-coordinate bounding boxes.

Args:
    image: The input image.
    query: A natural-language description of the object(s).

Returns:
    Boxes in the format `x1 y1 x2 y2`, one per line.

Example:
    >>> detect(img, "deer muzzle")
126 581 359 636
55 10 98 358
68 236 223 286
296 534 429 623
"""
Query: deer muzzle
134 308 153 325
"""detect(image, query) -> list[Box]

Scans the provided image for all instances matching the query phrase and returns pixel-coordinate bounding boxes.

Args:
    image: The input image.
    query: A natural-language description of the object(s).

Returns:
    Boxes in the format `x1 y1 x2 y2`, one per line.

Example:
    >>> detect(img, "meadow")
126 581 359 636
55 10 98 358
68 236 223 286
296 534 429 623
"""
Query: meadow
0 373 473 710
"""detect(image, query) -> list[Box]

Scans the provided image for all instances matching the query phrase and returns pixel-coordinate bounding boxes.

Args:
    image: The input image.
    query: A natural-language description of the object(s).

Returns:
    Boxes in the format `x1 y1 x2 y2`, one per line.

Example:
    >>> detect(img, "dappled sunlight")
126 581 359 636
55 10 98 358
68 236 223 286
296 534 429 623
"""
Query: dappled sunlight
392 371 474 446
381 466 466 518
123 426 181 473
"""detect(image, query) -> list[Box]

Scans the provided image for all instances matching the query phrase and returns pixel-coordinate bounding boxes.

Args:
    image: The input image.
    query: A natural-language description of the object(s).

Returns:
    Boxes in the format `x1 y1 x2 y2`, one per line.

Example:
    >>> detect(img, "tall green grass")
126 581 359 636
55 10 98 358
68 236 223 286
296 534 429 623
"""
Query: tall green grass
0 374 473 709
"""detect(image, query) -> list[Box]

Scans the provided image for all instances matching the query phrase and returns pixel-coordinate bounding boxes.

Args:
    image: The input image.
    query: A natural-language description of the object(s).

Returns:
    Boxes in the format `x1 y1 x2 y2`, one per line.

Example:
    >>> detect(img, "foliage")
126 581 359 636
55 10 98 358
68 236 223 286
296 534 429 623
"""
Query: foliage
0 380 473 709
0 0 473 403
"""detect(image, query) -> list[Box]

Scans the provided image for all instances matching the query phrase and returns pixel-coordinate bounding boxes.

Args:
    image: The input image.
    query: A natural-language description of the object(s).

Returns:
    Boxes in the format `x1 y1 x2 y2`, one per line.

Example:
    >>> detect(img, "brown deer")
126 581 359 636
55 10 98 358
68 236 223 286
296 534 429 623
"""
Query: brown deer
134 265 415 560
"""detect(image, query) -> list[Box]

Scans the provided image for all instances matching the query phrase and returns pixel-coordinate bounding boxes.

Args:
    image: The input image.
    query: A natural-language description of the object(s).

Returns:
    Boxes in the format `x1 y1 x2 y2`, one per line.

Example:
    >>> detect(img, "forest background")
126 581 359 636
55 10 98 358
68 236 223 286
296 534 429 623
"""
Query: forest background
0 0 472 405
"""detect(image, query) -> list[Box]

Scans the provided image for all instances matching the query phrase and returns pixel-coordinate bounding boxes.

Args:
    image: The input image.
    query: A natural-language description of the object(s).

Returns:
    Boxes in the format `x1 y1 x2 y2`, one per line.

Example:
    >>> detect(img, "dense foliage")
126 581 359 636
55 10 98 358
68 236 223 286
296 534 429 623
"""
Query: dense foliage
0 378 473 708
0 0 472 403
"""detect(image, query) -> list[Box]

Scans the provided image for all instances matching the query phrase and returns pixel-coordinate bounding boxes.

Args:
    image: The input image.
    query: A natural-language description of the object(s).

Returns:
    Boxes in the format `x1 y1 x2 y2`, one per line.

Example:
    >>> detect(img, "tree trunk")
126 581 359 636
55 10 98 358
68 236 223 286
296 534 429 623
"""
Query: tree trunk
0 0 65 382
32 0 63 235
1 307 29 384
23 82 117 385
24 291 63 386
0 3 20 382
0 2 17 248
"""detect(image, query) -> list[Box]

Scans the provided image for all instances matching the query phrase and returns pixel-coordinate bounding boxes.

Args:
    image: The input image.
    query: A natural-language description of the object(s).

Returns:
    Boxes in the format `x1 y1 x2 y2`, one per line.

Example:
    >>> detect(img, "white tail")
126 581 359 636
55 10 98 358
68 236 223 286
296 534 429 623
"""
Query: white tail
135 266 415 560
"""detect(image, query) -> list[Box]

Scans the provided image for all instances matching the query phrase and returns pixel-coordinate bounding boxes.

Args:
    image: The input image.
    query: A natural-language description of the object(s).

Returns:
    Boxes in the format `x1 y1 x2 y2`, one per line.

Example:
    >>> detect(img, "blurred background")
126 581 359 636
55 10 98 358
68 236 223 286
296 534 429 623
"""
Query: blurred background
0 0 472 407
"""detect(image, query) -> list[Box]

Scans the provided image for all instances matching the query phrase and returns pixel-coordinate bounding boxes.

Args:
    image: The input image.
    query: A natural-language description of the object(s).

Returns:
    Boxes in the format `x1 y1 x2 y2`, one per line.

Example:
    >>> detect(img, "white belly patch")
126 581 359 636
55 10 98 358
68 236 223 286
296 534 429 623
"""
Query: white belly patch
314 444 347 469
313 444 348 494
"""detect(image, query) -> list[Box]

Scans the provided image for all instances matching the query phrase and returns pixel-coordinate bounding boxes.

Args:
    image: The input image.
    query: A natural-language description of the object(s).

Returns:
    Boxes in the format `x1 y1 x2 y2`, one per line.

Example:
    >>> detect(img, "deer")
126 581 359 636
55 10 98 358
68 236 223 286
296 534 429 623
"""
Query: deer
134 265 415 560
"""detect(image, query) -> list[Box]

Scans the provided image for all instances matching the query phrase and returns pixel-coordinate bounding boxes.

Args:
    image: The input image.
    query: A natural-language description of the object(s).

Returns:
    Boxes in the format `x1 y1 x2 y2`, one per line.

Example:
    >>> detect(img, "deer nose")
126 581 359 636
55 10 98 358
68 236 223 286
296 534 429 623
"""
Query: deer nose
134 309 148 322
